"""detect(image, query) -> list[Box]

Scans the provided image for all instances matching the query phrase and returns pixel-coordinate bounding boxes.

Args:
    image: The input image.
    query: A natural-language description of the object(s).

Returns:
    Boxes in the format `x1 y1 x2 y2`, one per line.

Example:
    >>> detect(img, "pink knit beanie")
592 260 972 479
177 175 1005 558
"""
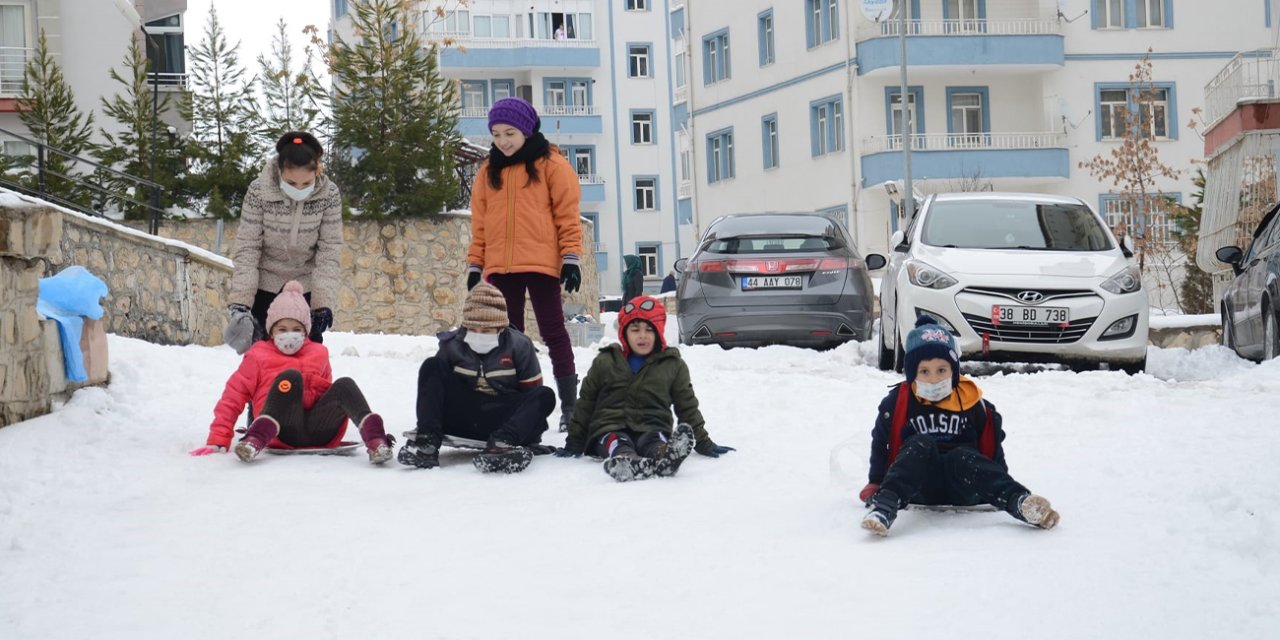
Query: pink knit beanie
265 281 312 334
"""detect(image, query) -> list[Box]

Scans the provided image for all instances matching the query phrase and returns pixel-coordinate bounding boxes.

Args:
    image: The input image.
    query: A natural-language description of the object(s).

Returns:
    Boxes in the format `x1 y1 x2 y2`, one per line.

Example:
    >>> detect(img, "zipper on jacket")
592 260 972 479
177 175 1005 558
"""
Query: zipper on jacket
505 166 516 273
289 199 304 247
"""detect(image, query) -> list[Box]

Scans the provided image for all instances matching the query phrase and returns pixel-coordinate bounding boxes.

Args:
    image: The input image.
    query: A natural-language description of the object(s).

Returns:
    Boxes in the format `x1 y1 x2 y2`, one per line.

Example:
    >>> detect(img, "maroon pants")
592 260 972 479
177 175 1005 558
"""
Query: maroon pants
487 272 575 378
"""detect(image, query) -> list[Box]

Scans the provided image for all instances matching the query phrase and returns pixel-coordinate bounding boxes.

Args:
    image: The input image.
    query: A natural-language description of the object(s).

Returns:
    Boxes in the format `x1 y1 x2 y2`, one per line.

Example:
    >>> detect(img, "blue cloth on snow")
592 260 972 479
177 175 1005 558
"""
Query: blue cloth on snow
36 266 109 383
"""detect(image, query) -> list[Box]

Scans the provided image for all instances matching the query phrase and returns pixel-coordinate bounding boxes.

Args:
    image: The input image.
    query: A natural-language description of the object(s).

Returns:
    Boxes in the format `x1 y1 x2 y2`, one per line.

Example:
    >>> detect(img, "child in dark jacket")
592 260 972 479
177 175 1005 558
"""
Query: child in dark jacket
557 296 733 481
191 281 393 464
859 315 1059 536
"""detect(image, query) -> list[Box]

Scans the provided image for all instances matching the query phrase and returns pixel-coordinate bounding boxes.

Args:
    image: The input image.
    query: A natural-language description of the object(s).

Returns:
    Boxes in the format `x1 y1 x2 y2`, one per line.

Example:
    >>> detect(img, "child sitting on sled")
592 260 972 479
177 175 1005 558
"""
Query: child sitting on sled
190 281 393 464
858 315 1060 536
556 296 733 481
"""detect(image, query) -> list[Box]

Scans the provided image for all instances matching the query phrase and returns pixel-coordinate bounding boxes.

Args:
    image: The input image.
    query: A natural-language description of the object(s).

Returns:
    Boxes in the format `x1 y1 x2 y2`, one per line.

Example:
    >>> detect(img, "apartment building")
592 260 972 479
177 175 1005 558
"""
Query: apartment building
682 0 1272 293
0 0 188 157
330 0 694 295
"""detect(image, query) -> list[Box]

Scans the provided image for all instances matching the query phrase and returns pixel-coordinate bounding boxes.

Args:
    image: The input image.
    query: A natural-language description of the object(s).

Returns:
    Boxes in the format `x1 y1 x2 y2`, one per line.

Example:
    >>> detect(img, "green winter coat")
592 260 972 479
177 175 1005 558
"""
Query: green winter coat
563 345 716 455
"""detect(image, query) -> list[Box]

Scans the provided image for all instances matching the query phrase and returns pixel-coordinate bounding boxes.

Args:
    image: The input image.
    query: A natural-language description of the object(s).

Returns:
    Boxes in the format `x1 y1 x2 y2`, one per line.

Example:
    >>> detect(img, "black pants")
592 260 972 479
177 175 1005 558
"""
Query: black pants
879 434 1028 514
260 370 372 447
252 288 325 343
415 356 554 445
591 428 667 459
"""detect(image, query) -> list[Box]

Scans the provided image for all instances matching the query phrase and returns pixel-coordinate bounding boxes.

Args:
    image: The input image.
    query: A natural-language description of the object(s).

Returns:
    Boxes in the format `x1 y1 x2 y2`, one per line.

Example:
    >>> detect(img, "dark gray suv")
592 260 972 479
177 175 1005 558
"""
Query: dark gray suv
674 214 887 349
1216 203 1280 360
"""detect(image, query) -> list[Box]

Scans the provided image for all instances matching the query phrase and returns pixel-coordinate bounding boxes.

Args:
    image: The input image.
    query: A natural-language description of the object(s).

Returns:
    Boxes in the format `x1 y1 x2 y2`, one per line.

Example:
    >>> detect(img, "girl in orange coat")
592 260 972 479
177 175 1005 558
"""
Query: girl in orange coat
189 281 393 464
467 98 584 431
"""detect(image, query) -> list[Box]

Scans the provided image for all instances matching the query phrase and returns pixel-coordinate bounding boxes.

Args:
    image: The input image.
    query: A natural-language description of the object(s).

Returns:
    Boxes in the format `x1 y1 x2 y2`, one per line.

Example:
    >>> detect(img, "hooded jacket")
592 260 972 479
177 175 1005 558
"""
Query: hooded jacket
205 339 338 449
229 158 344 310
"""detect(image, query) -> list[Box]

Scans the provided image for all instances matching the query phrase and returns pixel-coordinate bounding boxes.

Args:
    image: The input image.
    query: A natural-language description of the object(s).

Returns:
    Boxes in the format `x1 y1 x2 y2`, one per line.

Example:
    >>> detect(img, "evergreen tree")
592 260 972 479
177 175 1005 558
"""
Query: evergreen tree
327 0 460 217
257 18 327 138
17 30 96 206
1169 168 1214 314
181 5 263 219
98 37 179 220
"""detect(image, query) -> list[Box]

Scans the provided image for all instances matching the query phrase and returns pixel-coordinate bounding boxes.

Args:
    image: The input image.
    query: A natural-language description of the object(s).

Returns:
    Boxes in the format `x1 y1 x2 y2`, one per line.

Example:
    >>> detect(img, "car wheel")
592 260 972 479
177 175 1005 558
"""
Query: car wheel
893 330 905 374
1221 307 1237 355
1116 356 1146 376
1264 303 1279 361
877 326 895 371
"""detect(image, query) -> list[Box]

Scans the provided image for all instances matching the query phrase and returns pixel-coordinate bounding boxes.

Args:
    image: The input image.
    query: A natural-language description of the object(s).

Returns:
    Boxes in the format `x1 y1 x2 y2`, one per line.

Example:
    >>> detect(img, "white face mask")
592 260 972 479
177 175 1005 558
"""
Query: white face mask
280 180 315 202
463 331 501 354
915 378 953 403
273 331 306 355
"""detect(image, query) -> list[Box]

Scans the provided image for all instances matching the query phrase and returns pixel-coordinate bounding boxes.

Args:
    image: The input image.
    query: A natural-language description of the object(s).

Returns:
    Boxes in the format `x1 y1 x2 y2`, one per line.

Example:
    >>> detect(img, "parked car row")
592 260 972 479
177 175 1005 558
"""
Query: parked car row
1215 202 1280 362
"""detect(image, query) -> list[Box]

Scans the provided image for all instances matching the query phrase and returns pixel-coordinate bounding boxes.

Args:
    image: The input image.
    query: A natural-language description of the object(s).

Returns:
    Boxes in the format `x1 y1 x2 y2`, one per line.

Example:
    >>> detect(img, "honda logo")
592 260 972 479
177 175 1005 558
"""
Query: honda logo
766 261 779 273
1016 290 1045 303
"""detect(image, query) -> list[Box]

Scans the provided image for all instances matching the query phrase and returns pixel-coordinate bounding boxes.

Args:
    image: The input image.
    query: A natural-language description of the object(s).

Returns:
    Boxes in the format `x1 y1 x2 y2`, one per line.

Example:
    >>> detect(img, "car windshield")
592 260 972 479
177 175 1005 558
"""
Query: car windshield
921 200 1115 251
706 235 841 254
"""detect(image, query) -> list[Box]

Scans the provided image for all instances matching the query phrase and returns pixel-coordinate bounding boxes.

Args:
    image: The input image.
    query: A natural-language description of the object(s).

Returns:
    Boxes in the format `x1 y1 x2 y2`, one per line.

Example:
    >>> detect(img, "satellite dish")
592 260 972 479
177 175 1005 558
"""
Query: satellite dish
860 0 894 22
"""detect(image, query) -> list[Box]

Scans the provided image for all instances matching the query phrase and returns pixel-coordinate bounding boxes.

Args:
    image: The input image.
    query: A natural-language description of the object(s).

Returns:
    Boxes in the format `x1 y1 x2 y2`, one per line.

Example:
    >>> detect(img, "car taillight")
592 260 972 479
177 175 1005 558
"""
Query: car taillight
693 260 726 272
723 258 822 274
818 258 851 270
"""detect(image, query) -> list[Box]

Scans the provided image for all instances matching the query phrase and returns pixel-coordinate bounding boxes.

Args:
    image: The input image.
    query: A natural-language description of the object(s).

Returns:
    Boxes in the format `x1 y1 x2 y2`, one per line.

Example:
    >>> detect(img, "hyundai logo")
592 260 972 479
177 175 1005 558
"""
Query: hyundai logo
1016 290 1045 303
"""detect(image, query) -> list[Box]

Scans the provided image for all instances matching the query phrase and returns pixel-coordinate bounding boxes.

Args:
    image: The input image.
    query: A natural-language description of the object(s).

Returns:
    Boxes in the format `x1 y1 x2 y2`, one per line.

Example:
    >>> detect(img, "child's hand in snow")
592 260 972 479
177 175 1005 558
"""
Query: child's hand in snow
189 445 226 456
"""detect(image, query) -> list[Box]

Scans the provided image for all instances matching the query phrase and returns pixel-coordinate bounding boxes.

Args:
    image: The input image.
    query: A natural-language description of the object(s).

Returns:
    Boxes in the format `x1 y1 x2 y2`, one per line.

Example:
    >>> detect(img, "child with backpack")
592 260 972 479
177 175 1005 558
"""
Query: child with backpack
859 315 1060 536
556 296 733 481
190 281 393 464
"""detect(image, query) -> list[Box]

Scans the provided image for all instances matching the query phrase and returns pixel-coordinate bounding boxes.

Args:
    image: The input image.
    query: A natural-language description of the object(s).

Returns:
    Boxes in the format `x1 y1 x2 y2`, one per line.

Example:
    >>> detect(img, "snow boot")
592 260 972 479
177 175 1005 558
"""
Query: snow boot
603 453 655 482
357 413 394 465
555 374 578 432
1014 493 1060 530
235 415 280 462
653 424 695 478
860 489 900 537
472 437 534 474
398 431 441 469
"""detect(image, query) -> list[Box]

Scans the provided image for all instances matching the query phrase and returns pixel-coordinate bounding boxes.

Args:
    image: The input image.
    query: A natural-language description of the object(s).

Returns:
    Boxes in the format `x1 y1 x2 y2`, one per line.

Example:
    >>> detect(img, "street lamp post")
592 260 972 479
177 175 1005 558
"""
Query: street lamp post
143 25 161 235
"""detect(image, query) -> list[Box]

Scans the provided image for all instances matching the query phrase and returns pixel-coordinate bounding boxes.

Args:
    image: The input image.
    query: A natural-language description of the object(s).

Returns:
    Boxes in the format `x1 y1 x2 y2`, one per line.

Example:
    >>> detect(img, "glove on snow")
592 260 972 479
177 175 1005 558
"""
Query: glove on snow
697 443 736 458
189 445 226 456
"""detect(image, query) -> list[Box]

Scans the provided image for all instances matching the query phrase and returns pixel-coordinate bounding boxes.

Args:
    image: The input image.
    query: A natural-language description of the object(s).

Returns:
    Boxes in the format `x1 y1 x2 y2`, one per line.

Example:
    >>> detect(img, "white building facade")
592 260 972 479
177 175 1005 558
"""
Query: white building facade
682 0 1272 307
332 0 698 295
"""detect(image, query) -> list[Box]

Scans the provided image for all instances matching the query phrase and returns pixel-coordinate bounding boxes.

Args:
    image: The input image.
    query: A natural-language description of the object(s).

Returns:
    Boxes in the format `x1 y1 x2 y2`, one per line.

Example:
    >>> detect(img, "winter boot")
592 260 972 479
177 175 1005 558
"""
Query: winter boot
860 489 901 537
235 415 280 462
653 424 695 478
397 431 442 469
357 413 395 465
603 453 656 483
555 375 578 432
1014 493 1060 530
472 437 534 474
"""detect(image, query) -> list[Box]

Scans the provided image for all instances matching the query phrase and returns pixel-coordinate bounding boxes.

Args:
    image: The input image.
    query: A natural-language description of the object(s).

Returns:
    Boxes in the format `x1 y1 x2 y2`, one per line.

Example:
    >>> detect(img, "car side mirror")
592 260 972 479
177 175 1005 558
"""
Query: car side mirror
1120 244 1133 259
890 230 907 252
864 253 888 271
1216 246 1244 275
674 258 688 273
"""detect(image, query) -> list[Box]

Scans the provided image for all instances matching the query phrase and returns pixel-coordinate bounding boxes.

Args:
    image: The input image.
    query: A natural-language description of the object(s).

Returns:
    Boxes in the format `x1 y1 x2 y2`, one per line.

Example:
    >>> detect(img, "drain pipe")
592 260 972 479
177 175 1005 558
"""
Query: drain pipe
844 0 859 246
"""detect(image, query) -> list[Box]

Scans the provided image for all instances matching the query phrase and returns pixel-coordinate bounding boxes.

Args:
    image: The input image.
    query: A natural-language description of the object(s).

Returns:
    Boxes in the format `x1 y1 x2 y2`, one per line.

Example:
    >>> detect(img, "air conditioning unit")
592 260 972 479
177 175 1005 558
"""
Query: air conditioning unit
516 85 533 103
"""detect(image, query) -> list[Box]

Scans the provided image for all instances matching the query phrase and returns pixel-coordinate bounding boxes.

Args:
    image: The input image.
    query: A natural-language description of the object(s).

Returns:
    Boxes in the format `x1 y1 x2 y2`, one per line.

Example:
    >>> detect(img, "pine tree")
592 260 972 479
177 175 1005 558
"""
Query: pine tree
257 18 327 138
17 30 96 206
98 37 178 220
181 5 263 219
1169 168 1214 314
327 0 460 217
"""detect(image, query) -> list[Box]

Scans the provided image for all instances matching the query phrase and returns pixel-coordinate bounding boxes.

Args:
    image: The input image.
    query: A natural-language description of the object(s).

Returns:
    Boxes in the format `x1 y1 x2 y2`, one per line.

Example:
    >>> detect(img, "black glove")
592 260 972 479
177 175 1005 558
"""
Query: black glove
554 447 582 458
560 263 581 293
311 307 333 334
467 271 482 290
698 444 736 458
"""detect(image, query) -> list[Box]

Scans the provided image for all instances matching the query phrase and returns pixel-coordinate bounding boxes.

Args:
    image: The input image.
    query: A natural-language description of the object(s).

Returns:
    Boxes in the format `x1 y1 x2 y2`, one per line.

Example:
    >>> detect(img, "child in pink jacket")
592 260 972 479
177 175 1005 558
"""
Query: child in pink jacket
190 281 393 464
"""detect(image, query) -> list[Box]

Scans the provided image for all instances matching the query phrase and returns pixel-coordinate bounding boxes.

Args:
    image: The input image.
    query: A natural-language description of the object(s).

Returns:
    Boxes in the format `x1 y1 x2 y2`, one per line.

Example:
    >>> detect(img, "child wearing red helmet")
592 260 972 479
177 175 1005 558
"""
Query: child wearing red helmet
556 296 733 481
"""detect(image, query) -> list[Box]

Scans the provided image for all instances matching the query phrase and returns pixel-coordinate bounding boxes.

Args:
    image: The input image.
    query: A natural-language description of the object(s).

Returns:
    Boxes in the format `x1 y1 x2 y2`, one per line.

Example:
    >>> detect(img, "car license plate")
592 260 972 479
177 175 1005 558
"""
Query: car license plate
992 305 1069 325
742 275 803 290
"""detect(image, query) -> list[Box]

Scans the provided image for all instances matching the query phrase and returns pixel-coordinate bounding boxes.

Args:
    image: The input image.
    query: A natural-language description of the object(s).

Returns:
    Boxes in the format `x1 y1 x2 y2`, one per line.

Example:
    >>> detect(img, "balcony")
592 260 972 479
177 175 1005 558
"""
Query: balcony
437 34 600 69
578 173 606 202
678 180 691 199
456 105 602 136
1203 51 1279 129
0 46 31 96
147 72 189 91
860 132 1069 187
855 19 1063 76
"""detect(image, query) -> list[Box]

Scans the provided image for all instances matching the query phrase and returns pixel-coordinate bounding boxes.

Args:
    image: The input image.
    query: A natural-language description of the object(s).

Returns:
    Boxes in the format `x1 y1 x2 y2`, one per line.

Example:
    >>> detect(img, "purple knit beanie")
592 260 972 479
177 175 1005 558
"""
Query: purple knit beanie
488 98 539 136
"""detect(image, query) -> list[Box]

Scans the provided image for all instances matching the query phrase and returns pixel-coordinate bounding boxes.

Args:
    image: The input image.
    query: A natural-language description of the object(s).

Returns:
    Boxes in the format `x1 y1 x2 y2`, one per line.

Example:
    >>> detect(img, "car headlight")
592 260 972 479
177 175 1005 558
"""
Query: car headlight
905 260 958 290
1100 266 1142 295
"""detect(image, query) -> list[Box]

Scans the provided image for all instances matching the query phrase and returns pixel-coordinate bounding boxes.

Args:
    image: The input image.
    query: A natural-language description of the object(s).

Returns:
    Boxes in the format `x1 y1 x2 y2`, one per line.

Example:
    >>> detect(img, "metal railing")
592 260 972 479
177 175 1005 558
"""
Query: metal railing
147 72 189 90
0 46 32 95
871 18 1060 38
578 173 606 184
540 104 598 116
866 131 1066 153
0 125 167 233
459 106 488 118
1203 51 1280 129
429 32 598 48
678 181 692 198
674 85 688 104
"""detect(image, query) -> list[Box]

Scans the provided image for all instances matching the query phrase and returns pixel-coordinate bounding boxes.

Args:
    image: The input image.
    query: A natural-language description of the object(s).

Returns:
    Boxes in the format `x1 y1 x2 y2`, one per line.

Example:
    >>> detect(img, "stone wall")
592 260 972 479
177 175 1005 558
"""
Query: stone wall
141 215 601 338
0 202 60 426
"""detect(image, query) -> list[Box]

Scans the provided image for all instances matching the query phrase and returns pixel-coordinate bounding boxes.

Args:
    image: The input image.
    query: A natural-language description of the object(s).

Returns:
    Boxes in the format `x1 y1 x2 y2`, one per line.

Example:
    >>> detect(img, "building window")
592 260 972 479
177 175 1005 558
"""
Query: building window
680 150 691 182
702 29 731 85
144 14 186 86
637 244 660 277
761 114 779 169
1094 0 1124 28
626 0 649 11
582 212 600 243
491 80 514 102
474 15 511 38
460 80 487 112
946 87 989 147
810 96 844 157
546 80 567 107
1097 84 1176 140
1135 0 1165 27
0 3 27 93
706 128 735 183
631 111 654 144
443 9 470 33
634 177 658 210
1100 194 1180 247
2 139 32 158
886 87 924 139
628 44 651 78
335 0 349 18
674 52 687 89
758 9 775 66
805 0 839 48
671 7 686 38
560 146 596 177
944 0 984 32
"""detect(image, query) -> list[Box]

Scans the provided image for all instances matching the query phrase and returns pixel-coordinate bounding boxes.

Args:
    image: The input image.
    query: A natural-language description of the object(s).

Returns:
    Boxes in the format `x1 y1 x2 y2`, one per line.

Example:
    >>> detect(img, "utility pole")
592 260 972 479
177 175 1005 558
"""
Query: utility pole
898 0 914 224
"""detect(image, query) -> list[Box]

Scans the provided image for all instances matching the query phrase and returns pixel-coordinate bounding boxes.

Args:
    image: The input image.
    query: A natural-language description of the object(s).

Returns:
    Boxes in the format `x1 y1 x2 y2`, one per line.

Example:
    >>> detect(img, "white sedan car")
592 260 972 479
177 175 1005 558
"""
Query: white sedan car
878 192 1148 374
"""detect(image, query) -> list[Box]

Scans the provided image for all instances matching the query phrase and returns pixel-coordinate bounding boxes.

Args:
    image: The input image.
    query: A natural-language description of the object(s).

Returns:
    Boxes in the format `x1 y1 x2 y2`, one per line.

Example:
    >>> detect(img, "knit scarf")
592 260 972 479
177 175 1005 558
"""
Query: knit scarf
486 132 551 190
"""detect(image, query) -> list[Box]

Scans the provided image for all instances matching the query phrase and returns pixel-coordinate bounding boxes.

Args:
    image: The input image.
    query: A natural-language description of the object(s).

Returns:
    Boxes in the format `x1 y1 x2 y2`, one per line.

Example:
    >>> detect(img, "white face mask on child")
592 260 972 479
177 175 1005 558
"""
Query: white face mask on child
915 378 953 402
280 180 315 202
463 331 500 354
274 331 305 355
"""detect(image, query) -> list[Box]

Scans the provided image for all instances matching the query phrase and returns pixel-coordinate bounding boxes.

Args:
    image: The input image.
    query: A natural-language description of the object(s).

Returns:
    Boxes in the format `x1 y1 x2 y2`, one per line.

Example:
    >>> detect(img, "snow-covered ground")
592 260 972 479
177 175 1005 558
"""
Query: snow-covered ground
1 319 1278 639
